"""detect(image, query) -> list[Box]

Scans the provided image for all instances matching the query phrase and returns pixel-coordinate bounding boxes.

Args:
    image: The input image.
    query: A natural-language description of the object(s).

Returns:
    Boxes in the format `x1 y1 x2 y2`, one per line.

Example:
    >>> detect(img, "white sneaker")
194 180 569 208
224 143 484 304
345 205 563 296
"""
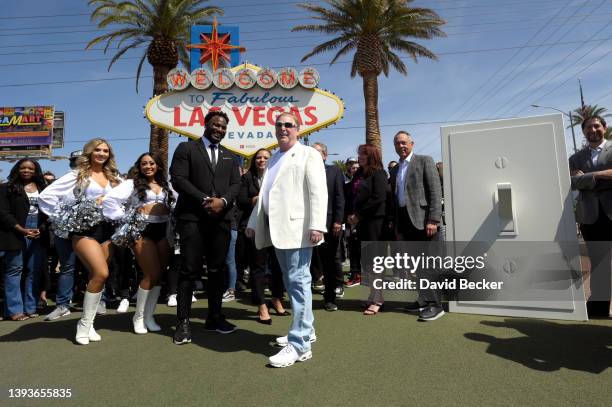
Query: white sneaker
167 294 177 307
275 333 317 347
221 289 235 303
269 344 312 368
96 300 107 315
44 305 71 321
116 298 130 313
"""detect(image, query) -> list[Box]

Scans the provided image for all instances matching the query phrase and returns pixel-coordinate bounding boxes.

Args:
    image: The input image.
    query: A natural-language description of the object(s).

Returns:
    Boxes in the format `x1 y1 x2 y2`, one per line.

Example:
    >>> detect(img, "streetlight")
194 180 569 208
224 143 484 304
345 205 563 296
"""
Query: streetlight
531 104 578 153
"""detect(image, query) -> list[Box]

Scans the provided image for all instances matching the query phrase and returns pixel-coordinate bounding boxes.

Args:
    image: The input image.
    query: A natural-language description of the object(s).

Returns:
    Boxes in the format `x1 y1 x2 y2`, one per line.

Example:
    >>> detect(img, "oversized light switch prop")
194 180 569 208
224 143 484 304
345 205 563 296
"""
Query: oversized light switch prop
441 114 587 320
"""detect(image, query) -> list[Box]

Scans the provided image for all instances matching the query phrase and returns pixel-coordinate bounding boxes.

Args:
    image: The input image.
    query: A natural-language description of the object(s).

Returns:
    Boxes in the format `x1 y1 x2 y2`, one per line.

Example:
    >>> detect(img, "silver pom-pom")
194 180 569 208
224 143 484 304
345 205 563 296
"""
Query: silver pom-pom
111 209 148 247
49 198 105 239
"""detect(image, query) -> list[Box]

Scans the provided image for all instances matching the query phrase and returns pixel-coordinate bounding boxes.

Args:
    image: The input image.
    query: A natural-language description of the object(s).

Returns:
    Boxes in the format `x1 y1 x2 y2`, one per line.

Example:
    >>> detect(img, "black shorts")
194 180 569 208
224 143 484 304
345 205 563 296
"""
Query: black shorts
141 222 167 243
71 221 114 244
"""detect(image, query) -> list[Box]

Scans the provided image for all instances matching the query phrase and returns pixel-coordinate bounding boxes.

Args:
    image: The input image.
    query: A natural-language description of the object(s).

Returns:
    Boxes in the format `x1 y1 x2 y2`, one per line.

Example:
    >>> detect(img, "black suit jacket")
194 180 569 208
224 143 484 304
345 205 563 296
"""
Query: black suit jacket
170 139 241 222
0 183 49 251
345 169 388 222
324 164 345 232
237 171 261 230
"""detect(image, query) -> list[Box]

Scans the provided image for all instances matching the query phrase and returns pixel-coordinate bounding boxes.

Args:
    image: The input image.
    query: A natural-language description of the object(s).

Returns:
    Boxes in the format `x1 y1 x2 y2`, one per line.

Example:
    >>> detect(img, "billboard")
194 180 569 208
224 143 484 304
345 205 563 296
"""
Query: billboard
52 111 65 149
0 106 54 147
146 64 344 158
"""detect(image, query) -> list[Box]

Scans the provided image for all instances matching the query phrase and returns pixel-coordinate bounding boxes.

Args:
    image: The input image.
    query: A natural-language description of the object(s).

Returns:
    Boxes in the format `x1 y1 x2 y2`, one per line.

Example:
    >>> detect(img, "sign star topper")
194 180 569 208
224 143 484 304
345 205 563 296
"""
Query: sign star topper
186 18 246 72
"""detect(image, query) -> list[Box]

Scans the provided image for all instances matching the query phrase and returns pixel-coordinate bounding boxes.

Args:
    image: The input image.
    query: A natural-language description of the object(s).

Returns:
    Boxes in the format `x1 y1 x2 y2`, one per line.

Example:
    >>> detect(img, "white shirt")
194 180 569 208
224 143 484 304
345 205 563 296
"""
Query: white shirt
102 179 169 221
261 146 293 215
395 152 413 207
590 139 607 166
38 170 118 217
201 136 219 164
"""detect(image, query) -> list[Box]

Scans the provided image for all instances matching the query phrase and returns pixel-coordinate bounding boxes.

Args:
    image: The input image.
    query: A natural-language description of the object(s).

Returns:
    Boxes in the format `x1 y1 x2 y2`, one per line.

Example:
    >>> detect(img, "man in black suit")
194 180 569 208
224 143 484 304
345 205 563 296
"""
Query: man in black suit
311 142 345 311
389 130 444 321
170 110 241 344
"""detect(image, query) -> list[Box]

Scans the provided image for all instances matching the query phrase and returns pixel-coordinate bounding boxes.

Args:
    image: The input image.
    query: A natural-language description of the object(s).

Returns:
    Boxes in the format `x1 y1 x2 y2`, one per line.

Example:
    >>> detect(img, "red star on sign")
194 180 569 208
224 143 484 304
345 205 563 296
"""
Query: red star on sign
186 18 246 71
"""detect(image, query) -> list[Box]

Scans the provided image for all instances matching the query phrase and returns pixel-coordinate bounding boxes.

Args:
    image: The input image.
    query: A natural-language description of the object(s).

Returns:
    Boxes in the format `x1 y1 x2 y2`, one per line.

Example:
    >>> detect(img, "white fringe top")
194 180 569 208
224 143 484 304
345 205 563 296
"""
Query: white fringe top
38 170 117 217
102 179 170 221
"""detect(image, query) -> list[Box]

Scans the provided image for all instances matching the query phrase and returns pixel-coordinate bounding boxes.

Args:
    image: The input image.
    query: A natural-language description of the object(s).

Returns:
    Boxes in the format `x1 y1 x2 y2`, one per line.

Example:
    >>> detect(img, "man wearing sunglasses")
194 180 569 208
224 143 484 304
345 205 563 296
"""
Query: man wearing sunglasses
246 112 328 368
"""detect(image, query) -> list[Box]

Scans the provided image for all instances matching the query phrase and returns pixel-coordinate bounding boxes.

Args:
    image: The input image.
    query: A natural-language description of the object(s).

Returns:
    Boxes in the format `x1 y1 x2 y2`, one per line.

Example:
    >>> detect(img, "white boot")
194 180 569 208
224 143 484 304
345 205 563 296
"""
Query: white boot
89 327 102 342
144 286 161 332
133 287 149 334
75 291 102 345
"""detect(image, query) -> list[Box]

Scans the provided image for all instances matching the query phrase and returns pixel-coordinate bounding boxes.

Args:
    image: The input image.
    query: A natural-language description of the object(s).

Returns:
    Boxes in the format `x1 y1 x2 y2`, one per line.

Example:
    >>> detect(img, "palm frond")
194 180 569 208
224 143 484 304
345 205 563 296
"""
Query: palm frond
135 49 148 93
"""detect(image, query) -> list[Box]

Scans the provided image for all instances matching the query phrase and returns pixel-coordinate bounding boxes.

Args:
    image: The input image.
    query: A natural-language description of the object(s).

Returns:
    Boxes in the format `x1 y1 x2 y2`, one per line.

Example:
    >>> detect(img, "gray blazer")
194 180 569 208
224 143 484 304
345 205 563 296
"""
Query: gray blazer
569 140 612 224
389 154 442 230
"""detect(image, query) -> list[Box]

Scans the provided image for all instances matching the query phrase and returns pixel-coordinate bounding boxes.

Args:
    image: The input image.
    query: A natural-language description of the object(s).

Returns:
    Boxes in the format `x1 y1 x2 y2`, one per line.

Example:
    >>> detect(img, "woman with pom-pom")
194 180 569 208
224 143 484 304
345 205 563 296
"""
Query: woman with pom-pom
39 138 121 345
103 152 174 334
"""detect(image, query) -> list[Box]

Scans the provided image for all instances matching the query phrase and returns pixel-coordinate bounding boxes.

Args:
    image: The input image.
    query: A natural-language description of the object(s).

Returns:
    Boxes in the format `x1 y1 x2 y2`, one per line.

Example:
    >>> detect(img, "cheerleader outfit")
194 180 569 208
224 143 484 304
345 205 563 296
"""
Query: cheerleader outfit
103 179 171 334
102 179 171 244
38 170 118 243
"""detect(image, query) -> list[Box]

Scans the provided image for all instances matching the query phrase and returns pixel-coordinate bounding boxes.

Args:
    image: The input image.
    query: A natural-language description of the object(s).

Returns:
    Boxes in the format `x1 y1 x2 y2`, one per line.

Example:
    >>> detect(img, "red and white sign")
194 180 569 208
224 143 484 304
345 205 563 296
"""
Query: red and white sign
147 63 344 158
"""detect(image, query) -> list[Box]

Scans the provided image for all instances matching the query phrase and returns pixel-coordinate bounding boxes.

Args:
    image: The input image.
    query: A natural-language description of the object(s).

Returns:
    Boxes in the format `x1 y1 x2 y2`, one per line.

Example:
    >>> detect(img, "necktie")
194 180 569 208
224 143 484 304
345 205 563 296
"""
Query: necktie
210 144 217 169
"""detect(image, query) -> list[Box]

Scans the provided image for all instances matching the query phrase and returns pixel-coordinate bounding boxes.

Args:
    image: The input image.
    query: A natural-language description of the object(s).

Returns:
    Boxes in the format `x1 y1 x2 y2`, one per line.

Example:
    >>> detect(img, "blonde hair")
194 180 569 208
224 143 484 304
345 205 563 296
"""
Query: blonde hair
75 138 120 190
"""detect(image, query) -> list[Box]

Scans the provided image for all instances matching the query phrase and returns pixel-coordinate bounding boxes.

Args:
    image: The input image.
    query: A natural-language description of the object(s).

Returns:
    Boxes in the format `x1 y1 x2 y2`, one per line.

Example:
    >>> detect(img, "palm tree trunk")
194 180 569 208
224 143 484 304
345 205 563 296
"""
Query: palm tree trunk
150 64 171 168
362 72 381 148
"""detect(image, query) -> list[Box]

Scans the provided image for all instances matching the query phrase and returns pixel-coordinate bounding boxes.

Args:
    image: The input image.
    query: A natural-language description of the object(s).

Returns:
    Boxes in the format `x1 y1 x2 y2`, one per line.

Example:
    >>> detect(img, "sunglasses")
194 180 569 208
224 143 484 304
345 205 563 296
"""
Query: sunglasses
275 121 296 129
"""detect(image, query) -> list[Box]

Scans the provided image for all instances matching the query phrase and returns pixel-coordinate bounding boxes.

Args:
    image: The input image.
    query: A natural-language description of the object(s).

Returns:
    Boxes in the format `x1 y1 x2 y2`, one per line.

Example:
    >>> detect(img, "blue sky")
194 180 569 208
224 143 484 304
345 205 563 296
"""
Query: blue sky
2 0 612 178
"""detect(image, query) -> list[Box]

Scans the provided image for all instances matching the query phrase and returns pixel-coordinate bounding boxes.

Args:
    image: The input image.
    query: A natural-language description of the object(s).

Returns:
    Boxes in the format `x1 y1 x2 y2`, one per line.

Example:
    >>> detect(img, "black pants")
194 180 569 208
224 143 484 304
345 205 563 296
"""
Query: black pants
580 205 612 314
177 219 230 321
347 226 361 276
311 232 344 303
109 245 135 298
246 238 284 305
396 207 440 307
166 253 181 296
235 230 248 285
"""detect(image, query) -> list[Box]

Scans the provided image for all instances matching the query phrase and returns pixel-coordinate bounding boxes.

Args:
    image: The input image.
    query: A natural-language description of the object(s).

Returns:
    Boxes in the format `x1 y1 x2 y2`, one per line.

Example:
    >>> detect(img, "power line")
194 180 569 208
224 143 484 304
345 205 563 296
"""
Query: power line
5 9 612 56
447 0 580 121
0 0 319 20
1 1 605 38
7 35 612 87
514 38 612 115
465 0 606 116
495 21 612 117
1 1 590 33
5 37 612 69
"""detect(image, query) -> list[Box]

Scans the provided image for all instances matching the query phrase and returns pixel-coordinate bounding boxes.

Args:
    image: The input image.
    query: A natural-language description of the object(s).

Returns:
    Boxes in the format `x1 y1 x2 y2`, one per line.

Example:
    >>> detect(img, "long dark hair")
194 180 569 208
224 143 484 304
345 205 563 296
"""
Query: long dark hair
248 148 271 175
7 158 46 195
133 152 174 206
357 144 383 178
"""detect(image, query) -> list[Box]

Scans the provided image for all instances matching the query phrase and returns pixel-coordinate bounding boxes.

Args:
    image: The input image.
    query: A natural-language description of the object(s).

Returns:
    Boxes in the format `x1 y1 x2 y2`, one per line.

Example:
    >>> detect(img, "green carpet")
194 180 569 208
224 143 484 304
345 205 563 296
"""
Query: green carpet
2 286 611 406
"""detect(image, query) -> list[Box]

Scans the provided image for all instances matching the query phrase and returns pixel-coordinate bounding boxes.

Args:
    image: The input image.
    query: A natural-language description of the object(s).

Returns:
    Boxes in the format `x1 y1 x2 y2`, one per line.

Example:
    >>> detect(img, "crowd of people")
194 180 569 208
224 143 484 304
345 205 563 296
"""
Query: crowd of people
1 110 609 368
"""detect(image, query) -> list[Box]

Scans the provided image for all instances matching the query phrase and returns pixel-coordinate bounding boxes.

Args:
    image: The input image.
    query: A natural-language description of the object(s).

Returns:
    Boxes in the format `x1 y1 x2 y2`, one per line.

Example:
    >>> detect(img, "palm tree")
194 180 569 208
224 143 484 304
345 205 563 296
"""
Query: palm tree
568 104 611 128
568 104 612 140
293 0 445 148
86 0 223 167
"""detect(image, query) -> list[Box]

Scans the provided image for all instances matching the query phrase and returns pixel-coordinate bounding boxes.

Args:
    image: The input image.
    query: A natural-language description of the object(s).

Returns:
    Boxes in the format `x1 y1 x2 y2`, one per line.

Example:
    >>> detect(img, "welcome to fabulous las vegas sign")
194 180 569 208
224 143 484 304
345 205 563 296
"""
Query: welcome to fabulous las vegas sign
144 21 344 158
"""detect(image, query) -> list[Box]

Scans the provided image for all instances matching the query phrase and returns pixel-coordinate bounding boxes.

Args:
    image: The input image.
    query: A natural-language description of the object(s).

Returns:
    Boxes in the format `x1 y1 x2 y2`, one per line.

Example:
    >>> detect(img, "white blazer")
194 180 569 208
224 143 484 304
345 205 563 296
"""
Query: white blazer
247 142 328 250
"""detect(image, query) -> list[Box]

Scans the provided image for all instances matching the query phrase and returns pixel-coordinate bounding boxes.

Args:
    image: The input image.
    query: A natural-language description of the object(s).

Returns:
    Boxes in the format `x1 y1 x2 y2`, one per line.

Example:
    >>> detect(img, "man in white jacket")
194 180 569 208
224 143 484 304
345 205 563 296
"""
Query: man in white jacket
247 112 327 368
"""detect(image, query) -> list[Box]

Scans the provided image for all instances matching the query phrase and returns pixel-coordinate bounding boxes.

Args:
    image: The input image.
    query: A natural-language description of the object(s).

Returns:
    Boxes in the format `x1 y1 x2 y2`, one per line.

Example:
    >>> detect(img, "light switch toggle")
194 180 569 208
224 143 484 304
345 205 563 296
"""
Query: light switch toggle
496 183 518 236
